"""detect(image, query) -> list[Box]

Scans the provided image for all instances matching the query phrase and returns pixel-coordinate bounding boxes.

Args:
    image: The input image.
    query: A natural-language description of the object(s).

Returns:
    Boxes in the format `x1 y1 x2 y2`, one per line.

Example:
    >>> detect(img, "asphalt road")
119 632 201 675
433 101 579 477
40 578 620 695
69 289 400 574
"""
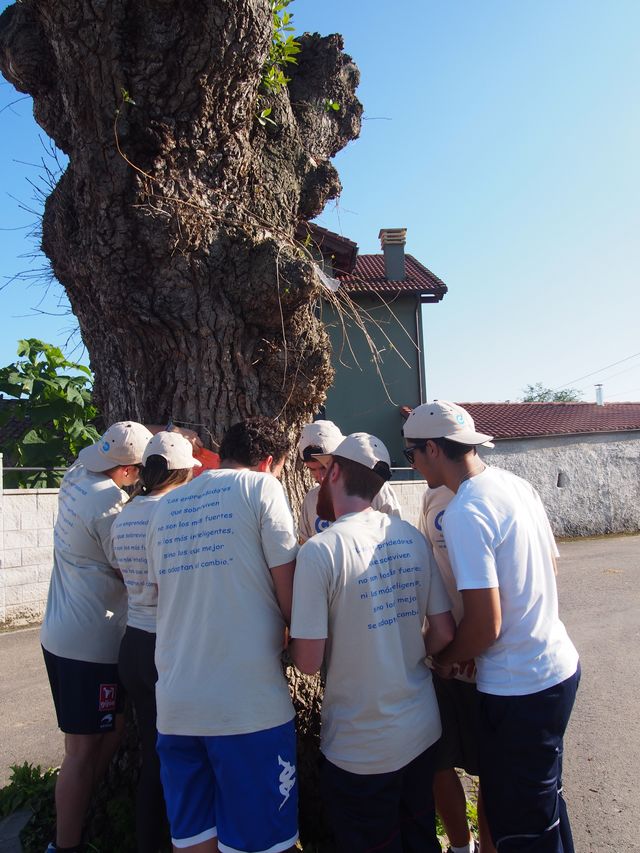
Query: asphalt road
1 534 638 850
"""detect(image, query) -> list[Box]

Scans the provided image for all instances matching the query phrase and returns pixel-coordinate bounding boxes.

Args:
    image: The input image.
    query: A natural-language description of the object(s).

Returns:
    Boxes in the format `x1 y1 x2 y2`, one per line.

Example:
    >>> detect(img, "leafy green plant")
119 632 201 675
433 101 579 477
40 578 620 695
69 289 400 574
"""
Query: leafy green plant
0 338 101 488
262 0 301 94
0 762 58 852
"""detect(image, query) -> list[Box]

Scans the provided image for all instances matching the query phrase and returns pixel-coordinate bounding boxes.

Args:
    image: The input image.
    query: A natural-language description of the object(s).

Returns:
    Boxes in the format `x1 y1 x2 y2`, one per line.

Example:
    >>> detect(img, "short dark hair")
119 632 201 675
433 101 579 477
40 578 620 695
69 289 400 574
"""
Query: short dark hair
333 456 385 502
219 417 291 467
430 437 476 461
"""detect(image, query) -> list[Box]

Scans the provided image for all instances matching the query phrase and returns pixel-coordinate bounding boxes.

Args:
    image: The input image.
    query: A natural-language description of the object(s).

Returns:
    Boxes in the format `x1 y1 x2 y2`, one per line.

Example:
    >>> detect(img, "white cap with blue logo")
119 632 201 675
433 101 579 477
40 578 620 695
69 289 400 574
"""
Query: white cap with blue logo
78 421 154 472
402 401 494 447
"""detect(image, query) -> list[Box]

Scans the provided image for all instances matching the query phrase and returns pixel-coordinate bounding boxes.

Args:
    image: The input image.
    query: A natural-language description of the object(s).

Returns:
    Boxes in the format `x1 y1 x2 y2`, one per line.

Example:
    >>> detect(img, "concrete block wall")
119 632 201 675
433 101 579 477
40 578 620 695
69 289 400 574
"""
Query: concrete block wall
0 483 58 630
390 479 425 528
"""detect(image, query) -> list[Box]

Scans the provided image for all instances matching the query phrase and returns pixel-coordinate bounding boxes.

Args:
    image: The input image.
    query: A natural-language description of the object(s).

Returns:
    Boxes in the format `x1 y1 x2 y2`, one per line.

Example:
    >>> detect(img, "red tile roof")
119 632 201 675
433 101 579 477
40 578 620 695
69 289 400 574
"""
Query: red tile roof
459 402 640 440
336 254 447 300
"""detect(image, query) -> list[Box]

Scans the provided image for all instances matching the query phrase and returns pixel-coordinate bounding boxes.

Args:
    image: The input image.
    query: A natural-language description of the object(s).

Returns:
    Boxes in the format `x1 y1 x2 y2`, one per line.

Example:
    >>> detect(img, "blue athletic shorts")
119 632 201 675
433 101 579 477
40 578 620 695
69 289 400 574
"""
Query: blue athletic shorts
157 719 298 853
42 645 125 734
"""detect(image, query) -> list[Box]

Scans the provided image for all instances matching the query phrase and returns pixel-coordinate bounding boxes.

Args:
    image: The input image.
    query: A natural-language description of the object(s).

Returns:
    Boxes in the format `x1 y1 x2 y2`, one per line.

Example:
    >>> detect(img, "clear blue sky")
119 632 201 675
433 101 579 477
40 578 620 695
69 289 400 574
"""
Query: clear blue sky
1 0 639 403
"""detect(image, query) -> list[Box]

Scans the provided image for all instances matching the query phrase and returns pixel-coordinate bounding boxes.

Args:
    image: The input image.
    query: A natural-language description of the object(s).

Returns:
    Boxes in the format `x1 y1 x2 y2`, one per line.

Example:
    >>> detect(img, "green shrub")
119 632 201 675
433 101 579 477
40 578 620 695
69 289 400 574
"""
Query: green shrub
0 338 100 488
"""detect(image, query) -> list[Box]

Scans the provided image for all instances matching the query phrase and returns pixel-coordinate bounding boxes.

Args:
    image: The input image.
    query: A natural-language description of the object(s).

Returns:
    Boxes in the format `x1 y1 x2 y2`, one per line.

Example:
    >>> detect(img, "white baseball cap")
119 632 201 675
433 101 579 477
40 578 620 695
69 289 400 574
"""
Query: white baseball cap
403 401 494 447
298 420 344 461
78 421 154 473
313 432 392 481
143 431 202 470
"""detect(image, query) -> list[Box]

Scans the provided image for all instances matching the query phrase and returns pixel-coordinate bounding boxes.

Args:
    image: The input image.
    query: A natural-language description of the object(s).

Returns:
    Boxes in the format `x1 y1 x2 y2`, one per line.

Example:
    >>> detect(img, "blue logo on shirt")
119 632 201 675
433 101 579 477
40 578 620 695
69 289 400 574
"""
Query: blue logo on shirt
434 509 445 532
314 517 331 534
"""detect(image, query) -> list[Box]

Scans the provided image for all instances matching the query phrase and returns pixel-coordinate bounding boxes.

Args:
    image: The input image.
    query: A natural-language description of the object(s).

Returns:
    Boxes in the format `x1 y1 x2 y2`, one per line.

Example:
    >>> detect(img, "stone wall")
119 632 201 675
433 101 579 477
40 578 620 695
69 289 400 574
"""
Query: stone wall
478 431 640 537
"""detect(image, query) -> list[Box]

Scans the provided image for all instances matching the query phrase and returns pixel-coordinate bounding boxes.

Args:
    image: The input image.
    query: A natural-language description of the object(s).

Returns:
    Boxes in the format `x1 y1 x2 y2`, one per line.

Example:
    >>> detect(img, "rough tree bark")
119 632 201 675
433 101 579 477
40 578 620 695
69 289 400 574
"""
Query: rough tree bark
1 2 362 848
0 0 361 448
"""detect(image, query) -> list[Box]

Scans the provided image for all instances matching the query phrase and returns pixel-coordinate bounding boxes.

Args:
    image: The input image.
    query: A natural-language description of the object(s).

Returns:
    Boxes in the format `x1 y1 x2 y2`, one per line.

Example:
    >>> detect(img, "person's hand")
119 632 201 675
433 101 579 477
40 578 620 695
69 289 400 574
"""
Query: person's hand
175 427 204 451
431 658 455 679
455 658 477 679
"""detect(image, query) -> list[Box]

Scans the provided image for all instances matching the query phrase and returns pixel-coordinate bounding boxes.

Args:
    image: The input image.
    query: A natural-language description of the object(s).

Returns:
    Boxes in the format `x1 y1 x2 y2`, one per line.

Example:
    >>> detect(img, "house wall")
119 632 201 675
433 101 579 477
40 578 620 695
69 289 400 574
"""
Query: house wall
477 430 640 536
322 294 423 468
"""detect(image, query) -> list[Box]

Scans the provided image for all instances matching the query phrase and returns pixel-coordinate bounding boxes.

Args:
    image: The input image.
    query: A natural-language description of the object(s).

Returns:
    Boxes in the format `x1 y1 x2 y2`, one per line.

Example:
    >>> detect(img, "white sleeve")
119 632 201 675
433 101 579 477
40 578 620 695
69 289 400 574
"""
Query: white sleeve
290 542 331 640
443 507 499 591
258 477 299 568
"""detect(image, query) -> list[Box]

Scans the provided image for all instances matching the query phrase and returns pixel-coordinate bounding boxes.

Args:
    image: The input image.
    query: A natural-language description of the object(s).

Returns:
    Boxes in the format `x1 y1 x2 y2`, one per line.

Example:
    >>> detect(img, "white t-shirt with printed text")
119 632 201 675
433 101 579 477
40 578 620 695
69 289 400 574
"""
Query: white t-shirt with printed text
40 464 128 664
111 495 164 633
298 480 402 543
147 469 298 737
291 510 451 775
443 466 578 697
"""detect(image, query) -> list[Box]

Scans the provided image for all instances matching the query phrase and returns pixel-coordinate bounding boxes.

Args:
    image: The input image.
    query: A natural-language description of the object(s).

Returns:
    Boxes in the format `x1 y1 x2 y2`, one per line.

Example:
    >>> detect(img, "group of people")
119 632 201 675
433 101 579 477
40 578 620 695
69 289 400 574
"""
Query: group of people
40 401 579 853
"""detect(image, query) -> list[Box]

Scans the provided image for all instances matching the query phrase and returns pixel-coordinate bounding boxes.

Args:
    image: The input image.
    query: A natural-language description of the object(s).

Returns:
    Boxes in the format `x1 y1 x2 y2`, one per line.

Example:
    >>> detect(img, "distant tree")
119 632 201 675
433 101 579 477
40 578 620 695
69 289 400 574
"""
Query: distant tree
0 339 100 487
521 383 583 403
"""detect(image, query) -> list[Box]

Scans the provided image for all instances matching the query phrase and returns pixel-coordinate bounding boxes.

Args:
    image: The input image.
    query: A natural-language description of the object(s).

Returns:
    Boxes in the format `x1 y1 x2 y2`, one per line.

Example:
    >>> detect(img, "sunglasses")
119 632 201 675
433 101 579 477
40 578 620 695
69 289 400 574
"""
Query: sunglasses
402 443 428 465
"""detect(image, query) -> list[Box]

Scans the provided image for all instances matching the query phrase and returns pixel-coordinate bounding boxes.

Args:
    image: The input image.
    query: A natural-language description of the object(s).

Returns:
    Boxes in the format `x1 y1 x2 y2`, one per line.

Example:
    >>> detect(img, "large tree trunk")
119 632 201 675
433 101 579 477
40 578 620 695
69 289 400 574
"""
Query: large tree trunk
0 0 361 445
1 3 361 848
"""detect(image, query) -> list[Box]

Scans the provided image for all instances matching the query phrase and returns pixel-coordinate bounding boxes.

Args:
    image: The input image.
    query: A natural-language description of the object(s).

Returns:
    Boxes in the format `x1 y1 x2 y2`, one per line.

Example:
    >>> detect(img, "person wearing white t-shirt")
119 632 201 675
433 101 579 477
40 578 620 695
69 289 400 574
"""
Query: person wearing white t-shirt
41 421 153 853
289 433 455 853
403 401 580 853
297 419 402 543
111 431 200 853
146 417 299 853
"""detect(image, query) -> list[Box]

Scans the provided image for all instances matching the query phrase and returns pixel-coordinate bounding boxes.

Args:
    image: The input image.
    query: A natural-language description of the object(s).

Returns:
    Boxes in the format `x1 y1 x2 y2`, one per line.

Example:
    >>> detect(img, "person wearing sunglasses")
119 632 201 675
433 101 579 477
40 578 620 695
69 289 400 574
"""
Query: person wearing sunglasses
403 401 580 853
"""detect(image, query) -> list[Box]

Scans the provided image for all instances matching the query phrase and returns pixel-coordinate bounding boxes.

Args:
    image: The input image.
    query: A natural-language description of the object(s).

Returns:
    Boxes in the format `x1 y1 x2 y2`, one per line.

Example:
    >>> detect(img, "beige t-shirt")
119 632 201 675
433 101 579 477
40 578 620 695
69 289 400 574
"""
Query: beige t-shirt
291 510 451 774
419 486 461 623
40 464 128 664
419 485 477 682
147 469 298 737
111 495 164 633
298 481 402 543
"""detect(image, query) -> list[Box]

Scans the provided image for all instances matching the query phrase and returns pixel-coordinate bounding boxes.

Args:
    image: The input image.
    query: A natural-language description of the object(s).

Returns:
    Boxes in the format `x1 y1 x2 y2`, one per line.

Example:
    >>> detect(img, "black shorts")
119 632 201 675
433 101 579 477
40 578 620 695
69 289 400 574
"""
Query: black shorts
432 674 480 775
42 646 125 734
320 745 441 853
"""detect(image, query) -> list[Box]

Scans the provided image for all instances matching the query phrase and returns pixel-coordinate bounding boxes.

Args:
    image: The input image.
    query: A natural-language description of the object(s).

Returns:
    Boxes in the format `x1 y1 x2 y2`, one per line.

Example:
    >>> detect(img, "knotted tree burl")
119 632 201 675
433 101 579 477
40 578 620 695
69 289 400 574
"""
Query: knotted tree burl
1 2 362 847
0 0 361 444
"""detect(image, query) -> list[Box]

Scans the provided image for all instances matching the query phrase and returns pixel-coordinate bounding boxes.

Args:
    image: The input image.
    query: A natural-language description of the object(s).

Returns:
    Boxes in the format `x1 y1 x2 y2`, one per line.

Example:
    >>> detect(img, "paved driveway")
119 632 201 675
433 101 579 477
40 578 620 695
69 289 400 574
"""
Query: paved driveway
1 534 639 850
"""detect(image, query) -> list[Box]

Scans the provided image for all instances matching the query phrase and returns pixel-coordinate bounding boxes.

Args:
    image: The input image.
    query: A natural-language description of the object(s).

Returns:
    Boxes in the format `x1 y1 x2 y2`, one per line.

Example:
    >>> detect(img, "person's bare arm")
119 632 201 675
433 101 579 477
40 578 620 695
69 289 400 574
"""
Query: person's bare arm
289 638 326 675
270 560 296 626
146 424 204 450
434 587 501 666
423 611 456 656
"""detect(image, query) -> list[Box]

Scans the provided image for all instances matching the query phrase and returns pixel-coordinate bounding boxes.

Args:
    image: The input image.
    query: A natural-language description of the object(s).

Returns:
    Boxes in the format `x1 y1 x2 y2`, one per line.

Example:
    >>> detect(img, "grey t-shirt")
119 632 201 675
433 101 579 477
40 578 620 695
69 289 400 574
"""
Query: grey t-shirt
298 481 402 543
40 464 128 663
147 469 299 737
112 494 164 633
291 510 450 774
